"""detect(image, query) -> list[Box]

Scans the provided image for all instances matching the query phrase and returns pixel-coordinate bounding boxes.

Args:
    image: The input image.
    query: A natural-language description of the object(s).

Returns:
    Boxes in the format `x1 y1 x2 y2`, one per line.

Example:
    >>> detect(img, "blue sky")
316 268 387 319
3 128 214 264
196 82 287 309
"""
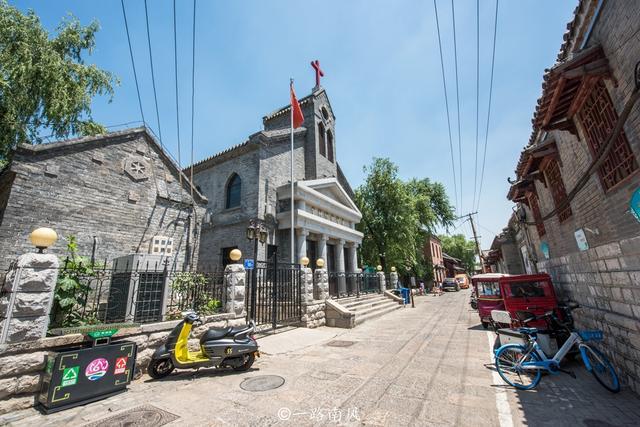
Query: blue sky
12 0 576 249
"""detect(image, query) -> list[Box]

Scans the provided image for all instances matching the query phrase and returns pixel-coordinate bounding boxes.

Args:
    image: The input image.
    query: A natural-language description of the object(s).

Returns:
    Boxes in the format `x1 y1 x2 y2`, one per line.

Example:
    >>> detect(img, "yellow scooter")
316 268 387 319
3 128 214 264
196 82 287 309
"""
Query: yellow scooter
147 312 259 379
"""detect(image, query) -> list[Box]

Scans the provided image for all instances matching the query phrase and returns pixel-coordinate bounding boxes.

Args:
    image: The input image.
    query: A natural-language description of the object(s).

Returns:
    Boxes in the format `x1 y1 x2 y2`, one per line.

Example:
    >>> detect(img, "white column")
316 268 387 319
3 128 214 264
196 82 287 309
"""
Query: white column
317 234 328 265
348 243 359 272
296 228 309 263
336 239 346 294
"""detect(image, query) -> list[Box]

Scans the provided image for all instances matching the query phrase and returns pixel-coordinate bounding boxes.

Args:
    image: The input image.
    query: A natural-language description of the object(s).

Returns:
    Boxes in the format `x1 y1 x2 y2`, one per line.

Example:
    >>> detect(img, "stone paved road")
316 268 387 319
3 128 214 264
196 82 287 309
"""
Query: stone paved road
4 289 640 426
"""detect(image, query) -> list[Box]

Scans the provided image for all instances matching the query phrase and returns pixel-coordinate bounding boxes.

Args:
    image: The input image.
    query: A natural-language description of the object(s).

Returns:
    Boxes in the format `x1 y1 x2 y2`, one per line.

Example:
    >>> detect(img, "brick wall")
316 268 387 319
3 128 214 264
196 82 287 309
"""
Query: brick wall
0 130 205 271
529 0 640 393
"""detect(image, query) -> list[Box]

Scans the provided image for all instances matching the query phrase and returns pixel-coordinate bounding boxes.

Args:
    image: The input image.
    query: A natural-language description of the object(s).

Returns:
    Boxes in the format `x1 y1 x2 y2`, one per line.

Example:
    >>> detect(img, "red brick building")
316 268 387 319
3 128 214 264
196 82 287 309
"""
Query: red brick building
424 235 445 284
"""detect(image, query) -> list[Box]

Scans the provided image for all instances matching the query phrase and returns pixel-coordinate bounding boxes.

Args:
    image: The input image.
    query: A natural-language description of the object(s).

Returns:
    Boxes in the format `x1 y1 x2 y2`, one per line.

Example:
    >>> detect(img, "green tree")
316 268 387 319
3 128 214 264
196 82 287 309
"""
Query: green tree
355 158 455 277
0 1 117 162
439 234 477 273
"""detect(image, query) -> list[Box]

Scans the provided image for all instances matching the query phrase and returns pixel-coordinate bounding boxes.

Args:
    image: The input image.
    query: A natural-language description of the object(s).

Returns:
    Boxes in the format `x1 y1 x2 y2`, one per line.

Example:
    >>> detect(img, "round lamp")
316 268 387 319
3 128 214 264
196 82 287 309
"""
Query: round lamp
391 266 396 272
229 248 242 262
316 258 325 268
376 265 382 271
29 227 58 253
300 256 310 266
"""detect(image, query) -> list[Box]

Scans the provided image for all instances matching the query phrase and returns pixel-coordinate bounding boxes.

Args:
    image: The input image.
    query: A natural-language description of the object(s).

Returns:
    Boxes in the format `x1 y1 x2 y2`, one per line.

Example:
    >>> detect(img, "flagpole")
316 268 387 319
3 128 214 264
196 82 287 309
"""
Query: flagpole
290 78 295 264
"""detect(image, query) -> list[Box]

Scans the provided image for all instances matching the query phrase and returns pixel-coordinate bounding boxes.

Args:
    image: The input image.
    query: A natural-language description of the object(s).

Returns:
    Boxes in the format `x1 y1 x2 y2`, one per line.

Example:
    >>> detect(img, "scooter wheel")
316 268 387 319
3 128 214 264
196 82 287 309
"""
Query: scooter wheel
148 358 175 379
233 353 256 372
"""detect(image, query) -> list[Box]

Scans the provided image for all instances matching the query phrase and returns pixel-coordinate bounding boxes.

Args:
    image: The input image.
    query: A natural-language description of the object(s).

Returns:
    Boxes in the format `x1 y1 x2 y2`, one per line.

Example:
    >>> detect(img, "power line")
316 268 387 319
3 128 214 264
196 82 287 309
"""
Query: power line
472 0 480 210
143 0 163 145
120 0 146 135
451 0 463 214
433 0 459 217
189 0 197 200
172 0 182 186
476 0 499 212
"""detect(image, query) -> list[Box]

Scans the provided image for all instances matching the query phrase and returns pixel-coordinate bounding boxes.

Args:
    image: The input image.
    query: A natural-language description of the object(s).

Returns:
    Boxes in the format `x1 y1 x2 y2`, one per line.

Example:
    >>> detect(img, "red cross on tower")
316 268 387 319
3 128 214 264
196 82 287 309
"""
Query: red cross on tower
311 60 324 89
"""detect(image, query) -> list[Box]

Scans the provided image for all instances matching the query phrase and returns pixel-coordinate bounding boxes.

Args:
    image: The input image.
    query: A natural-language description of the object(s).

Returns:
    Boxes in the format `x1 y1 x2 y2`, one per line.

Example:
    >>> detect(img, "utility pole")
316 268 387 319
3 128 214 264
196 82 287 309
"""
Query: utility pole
456 212 484 272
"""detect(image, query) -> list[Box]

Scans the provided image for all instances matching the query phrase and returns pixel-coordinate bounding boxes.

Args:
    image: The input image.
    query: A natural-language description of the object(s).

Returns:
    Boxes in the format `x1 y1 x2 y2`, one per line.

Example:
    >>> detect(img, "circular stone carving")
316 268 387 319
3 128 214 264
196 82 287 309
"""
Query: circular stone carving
240 375 285 392
124 156 150 181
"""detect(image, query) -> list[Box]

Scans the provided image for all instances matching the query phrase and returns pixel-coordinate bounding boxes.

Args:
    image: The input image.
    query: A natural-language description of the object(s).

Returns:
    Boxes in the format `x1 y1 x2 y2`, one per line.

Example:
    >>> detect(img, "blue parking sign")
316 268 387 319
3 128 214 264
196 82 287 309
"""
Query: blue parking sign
244 259 254 270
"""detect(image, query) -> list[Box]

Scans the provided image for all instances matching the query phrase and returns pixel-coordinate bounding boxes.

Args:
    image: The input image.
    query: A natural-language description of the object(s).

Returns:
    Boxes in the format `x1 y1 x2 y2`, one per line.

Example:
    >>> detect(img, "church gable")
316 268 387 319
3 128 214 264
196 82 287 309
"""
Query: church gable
299 178 360 215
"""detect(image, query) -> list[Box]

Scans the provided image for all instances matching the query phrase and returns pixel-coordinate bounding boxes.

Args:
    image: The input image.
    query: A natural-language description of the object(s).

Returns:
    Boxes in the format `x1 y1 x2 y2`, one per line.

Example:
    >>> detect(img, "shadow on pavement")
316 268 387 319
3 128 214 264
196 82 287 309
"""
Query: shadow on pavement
507 358 640 425
143 366 260 383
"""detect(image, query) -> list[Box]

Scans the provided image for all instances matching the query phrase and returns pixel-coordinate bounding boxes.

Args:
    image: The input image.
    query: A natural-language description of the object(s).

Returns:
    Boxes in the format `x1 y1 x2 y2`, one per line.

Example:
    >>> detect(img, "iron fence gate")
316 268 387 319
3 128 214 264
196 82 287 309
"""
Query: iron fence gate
328 272 381 298
245 258 302 329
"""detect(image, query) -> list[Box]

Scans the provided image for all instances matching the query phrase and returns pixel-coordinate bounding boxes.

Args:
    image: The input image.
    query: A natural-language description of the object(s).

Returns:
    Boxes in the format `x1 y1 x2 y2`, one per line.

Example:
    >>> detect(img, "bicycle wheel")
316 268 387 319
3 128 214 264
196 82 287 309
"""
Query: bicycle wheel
581 345 620 393
495 344 542 390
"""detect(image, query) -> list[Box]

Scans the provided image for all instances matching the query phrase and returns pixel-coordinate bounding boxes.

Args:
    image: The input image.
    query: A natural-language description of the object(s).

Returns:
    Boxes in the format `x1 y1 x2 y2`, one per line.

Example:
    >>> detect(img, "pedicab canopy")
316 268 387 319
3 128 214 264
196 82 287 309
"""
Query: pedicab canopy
471 273 559 329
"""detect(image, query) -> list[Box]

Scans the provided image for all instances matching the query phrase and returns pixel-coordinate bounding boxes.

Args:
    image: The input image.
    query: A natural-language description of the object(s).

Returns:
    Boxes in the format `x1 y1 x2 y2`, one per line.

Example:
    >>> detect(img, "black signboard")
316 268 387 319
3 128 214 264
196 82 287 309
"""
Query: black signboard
38 341 137 414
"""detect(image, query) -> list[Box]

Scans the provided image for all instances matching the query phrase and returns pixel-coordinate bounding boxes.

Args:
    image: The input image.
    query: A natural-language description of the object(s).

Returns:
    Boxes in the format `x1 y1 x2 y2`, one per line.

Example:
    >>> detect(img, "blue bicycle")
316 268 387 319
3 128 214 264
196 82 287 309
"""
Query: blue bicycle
494 307 620 393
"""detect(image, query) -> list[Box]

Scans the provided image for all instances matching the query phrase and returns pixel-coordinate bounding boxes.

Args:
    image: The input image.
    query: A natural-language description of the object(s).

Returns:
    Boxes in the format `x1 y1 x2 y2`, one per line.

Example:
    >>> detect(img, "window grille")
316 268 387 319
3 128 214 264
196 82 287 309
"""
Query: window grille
543 158 572 222
150 236 173 255
527 192 546 236
579 80 638 190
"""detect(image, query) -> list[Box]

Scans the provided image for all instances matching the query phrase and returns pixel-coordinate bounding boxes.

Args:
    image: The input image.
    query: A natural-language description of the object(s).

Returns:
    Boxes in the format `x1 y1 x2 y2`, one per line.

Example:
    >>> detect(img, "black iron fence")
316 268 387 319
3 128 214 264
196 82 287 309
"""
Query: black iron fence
245 259 301 329
328 271 381 298
0 259 227 329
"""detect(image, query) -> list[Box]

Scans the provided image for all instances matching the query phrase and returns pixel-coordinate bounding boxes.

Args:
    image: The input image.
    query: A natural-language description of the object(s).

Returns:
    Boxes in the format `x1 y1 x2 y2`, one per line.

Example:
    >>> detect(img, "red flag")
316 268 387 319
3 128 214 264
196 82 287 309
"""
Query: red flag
290 82 305 129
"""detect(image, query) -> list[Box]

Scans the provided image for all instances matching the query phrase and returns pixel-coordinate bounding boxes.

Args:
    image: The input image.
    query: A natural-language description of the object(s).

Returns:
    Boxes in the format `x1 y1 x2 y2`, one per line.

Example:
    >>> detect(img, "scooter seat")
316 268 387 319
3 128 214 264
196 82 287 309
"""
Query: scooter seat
199 326 248 343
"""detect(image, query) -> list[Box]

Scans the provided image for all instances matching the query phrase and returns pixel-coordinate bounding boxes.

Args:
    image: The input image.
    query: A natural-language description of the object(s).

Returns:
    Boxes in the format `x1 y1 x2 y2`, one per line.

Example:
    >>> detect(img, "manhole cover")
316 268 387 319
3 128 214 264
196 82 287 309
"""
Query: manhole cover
326 340 356 347
240 375 285 391
83 405 179 427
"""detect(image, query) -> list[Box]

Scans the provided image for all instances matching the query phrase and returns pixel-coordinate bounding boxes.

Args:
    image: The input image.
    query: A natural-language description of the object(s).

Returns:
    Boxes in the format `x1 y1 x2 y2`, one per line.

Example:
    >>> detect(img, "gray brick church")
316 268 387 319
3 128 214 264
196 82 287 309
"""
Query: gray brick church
191 87 363 271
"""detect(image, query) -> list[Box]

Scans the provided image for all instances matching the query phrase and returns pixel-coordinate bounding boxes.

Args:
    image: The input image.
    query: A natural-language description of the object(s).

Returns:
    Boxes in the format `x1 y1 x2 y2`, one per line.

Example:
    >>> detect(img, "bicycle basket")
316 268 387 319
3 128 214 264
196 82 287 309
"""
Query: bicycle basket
579 330 604 341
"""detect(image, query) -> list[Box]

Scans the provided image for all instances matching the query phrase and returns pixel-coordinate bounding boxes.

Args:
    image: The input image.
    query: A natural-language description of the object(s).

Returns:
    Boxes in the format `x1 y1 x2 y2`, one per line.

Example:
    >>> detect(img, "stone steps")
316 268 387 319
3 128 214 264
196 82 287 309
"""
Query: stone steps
343 296 391 311
355 302 403 326
326 293 401 328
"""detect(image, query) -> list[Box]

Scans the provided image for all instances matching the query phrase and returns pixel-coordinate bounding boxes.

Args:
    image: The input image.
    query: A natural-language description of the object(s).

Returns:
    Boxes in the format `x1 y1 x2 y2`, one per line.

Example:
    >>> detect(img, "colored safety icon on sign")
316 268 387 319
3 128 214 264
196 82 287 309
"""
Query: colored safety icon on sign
61 366 79 387
114 357 128 375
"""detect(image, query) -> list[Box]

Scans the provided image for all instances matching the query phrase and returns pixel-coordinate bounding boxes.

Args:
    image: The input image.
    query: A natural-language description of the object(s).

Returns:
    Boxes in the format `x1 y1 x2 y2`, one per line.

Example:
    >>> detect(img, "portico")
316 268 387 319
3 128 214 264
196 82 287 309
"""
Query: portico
277 178 363 276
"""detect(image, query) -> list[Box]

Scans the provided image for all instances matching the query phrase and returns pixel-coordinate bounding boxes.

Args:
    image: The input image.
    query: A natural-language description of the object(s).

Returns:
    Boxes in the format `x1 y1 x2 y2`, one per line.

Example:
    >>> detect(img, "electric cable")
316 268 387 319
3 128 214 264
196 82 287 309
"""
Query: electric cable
172 0 183 189
120 0 147 137
451 0 463 213
472 0 480 210
476 0 499 212
433 0 459 217
144 0 163 145
189 0 197 201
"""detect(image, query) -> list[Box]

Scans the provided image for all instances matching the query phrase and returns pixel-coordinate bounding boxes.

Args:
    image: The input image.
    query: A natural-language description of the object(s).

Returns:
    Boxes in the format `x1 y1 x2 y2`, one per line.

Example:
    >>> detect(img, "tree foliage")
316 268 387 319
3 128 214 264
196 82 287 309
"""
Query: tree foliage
355 158 455 278
439 234 477 274
0 1 117 160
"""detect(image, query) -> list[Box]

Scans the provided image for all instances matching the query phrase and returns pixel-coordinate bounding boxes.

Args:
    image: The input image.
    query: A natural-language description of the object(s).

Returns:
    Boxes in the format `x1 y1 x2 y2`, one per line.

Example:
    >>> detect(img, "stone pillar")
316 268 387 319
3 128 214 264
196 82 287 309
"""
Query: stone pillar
300 267 314 305
336 239 346 294
224 263 246 317
0 253 59 344
390 271 399 288
317 234 328 265
296 229 309 263
314 267 329 300
348 243 359 272
377 271 386 293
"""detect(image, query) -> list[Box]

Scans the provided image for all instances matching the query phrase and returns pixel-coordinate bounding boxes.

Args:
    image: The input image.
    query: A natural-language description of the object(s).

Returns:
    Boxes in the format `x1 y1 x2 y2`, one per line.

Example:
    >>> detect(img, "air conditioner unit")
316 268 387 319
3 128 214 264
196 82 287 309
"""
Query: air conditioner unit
105 254 171 324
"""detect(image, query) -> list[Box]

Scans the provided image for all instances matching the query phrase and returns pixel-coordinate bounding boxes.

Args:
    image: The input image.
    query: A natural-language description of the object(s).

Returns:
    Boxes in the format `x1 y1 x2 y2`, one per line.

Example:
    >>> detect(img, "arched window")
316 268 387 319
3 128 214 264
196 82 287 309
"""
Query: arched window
225 173 241 209
327 130 334 163
318 122 326 157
